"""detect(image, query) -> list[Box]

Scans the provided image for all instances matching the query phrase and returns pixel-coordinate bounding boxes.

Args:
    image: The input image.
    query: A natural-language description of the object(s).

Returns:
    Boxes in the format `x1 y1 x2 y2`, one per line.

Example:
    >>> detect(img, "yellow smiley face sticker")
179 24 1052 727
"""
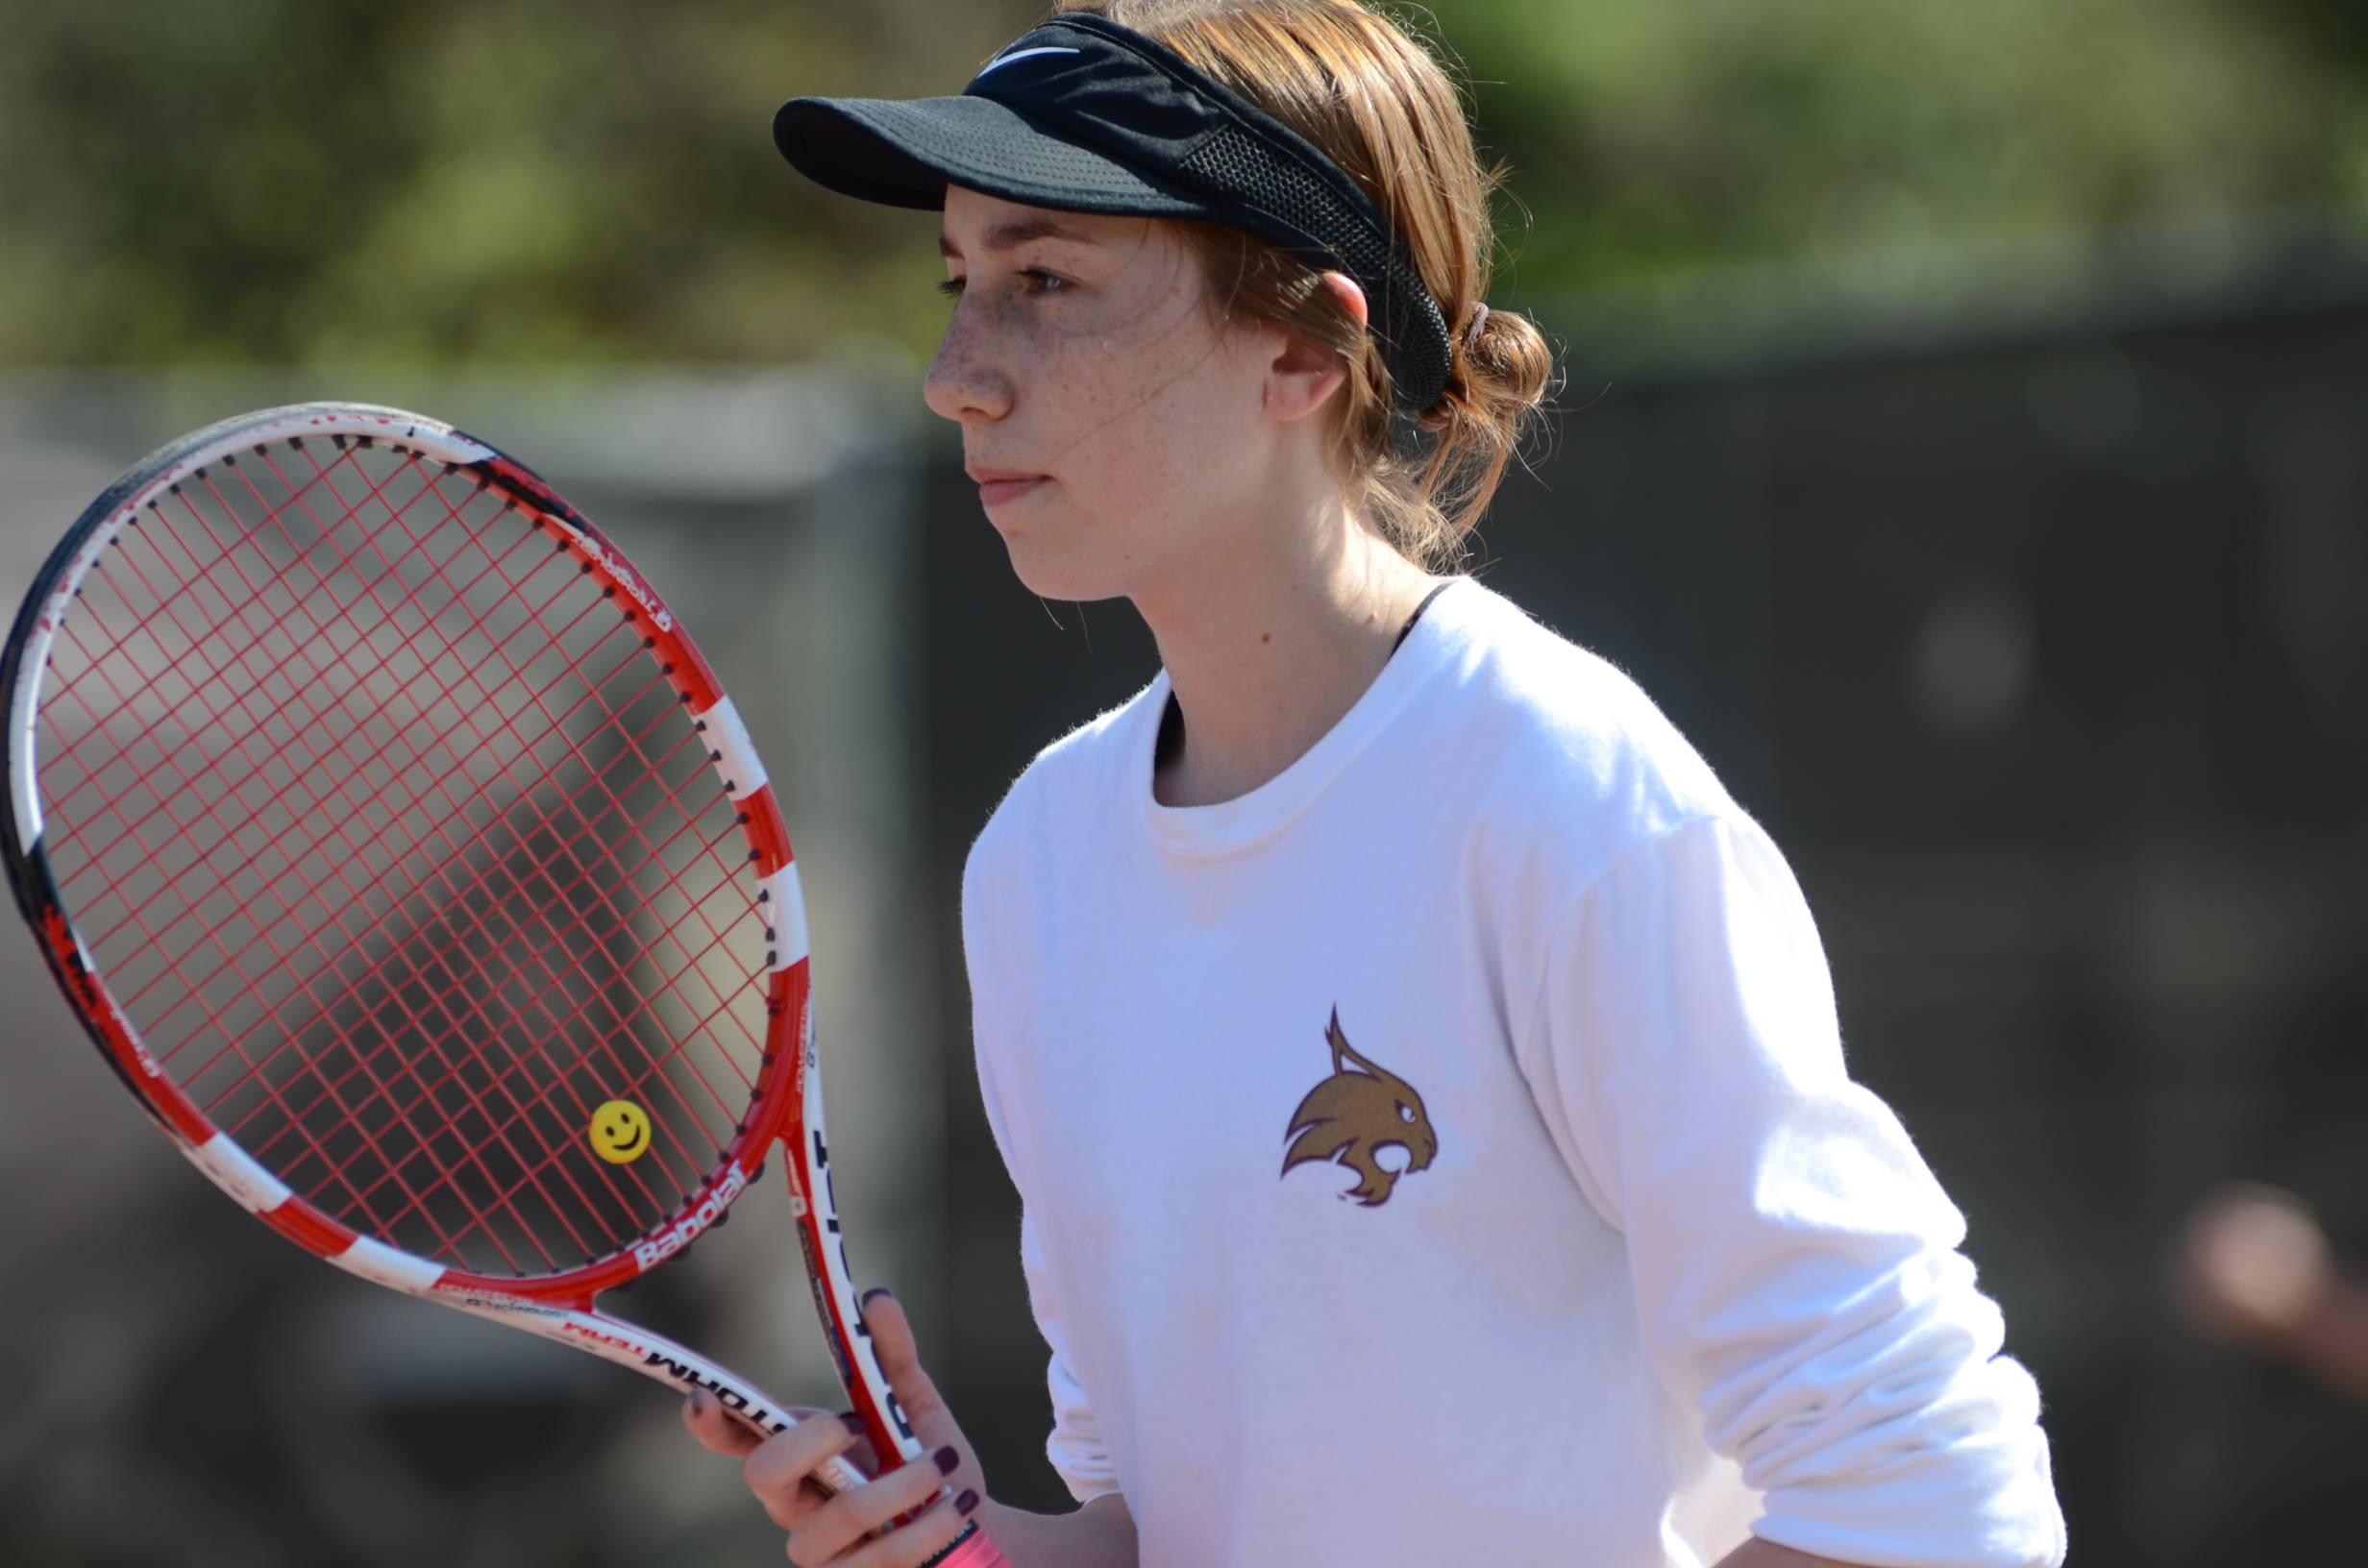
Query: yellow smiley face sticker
589 1100 652 1164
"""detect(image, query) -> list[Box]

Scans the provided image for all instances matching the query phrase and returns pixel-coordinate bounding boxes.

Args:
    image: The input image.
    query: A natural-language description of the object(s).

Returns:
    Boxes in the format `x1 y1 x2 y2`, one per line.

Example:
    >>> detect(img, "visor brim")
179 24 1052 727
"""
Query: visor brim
773 95 1205 217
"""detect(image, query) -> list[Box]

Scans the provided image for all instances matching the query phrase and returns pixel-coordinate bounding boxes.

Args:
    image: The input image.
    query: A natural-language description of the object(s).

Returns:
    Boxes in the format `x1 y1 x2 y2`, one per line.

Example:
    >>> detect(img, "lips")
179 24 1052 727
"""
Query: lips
978 478 1044 506
967 463 1048 508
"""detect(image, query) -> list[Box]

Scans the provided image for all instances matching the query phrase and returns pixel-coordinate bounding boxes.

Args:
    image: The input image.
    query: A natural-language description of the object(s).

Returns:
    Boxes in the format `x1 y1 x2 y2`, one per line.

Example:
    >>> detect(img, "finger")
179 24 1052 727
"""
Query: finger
683 1395 850 1463
860 1290 959 1451
860 1290 988 1507
743 1414 869 1531
783 1447 961 1566
682 1388 767 1458
788 1408 882 1483
831 1424 883 1483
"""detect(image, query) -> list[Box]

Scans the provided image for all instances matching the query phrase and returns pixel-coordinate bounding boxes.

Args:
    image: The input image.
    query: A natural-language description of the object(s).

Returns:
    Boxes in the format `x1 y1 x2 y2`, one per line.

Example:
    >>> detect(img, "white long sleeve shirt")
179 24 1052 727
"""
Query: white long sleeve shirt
962 577 2066 1567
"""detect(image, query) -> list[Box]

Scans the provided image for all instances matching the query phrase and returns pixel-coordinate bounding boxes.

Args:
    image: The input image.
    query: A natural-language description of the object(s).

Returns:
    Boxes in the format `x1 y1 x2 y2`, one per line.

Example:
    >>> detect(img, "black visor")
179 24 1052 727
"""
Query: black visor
773 12 1454 411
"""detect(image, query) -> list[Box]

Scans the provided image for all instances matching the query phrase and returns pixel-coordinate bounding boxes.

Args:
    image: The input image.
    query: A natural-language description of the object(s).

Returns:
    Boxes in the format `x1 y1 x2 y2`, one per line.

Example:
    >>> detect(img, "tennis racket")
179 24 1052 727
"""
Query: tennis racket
2 403 1003 1566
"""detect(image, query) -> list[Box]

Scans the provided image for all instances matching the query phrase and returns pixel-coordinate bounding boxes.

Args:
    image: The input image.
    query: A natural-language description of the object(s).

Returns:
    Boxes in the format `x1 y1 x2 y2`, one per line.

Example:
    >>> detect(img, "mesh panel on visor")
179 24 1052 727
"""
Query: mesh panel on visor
1175 126 1452 408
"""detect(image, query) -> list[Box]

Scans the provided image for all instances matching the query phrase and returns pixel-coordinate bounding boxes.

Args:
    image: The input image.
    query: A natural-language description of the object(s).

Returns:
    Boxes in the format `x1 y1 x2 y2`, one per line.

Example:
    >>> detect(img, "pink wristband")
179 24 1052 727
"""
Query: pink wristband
928 1521 1010 1568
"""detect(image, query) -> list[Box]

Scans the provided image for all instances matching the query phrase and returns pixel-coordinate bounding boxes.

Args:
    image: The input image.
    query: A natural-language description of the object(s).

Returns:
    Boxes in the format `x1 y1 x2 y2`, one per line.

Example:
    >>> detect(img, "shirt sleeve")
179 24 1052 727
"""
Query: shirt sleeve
963 825 1123 1507
1020 1203 1124 1505
1515 812 2068 1568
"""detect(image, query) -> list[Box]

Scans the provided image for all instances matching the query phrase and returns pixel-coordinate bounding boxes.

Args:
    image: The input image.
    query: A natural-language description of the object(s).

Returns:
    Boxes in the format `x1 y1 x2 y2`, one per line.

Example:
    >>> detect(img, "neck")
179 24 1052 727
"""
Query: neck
1135 498 1438 809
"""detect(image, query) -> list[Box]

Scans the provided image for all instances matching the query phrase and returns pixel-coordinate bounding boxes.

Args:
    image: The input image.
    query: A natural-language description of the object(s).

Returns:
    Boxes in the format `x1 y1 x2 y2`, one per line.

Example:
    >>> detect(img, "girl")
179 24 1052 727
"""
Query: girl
686 4 2069 1565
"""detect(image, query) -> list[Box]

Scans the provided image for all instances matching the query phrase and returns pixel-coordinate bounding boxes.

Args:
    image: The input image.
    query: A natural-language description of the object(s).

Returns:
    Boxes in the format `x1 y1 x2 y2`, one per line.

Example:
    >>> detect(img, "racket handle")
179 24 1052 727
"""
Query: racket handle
931 1520 1011 1567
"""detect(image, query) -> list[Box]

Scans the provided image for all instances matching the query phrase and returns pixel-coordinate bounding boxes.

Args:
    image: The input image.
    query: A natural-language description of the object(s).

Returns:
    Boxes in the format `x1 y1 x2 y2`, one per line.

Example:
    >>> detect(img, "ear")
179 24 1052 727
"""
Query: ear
1261 271 1367 424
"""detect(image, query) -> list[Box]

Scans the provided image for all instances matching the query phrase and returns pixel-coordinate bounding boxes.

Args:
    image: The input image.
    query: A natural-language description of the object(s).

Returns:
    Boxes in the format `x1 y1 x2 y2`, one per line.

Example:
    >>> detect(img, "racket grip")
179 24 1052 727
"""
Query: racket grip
931 1520 1011 1567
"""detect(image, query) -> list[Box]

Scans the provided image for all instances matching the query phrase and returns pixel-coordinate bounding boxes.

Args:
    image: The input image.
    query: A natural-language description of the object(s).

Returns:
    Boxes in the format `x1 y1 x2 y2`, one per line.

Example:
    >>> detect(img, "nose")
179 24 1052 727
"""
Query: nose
923 302 1014 425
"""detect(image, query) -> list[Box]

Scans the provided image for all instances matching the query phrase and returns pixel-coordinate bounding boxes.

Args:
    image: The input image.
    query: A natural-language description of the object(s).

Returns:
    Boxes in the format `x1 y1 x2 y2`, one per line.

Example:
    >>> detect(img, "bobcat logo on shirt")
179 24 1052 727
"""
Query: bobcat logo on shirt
1280 1008 1438 1207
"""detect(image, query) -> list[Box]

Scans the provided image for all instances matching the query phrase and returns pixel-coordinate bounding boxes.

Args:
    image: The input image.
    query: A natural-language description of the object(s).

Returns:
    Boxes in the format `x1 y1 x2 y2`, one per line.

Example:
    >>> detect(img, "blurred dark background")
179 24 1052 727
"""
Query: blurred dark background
3 2 2365 1564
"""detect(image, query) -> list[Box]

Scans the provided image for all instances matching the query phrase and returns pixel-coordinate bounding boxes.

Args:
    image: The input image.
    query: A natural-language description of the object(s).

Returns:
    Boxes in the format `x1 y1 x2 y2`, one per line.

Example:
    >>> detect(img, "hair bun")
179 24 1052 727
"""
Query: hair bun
1455 303 1556 415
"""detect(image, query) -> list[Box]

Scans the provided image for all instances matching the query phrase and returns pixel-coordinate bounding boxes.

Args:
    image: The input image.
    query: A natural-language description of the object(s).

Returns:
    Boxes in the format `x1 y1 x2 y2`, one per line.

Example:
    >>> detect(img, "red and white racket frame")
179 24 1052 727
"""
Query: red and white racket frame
1 404 950 1523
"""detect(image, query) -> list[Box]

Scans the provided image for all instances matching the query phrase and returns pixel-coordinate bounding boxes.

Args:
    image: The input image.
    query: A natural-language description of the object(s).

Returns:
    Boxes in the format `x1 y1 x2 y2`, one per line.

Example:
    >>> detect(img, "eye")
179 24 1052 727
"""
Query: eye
1397 1102 1416 1123
938 268 1071 303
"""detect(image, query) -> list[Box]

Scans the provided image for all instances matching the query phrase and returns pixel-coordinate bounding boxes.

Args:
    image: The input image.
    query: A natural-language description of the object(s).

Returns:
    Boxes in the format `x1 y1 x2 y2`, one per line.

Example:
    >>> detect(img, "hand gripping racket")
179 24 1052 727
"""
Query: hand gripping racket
2 404 1005 1566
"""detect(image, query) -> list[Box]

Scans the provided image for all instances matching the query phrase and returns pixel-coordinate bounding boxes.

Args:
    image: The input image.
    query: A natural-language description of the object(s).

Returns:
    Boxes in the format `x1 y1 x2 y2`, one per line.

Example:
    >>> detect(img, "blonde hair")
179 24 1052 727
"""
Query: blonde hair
1050 0 1556 571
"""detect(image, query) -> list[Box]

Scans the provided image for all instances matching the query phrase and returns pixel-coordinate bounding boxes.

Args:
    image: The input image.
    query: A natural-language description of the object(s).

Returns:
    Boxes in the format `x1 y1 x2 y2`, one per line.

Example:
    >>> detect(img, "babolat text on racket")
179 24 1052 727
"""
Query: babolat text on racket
2 403 1003 1566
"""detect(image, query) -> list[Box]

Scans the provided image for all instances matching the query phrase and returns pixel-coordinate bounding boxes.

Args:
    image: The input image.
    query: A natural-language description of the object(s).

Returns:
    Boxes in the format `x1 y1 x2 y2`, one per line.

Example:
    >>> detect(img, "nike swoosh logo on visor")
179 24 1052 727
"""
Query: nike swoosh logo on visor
969 46 1082 85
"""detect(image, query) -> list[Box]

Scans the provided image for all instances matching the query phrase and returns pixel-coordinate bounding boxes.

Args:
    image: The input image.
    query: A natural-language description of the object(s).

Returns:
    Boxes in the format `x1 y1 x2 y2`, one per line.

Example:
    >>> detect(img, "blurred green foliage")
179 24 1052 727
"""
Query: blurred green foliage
0 0 2360 367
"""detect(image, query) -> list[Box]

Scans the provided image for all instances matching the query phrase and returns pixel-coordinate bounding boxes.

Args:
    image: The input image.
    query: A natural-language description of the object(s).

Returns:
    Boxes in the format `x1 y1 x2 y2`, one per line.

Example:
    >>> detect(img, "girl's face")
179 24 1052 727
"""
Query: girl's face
925 184 1289 603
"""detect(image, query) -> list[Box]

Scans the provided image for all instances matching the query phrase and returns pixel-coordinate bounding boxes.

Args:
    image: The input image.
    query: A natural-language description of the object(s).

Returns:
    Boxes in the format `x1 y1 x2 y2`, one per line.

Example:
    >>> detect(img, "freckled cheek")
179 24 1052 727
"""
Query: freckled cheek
1022 339 1170 463
1010 302 1244 511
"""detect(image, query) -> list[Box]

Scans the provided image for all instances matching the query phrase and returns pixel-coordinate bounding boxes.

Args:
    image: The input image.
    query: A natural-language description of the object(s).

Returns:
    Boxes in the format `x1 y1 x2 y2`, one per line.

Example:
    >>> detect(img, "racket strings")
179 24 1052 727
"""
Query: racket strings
90 477 734 1078
37 438 776 1277
45 452 561 1263
78 445 757 1269
50 452 691 1269
218 442 768 1244
150 455 755 1118
51 472 698 1271
177 506 767 1279
223 767 757 1257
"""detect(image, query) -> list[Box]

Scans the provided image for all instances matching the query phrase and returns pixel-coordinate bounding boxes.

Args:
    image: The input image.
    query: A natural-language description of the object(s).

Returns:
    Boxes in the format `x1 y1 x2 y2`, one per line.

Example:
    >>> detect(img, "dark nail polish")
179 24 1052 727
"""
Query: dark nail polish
955 1488 979 1515
687 1388 709 1416
840 1411 868 1436
933 1445 959 1476
861 1286 894 1306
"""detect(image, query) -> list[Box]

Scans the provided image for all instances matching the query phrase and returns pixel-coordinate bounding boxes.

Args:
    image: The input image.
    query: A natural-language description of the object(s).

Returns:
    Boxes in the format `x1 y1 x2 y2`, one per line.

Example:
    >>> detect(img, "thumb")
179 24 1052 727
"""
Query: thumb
862 1287 980 1480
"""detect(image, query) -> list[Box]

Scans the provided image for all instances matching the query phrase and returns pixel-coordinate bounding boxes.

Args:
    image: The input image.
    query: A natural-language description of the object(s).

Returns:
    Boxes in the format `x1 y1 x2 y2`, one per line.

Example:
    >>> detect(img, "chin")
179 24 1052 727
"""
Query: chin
998 535 1136 605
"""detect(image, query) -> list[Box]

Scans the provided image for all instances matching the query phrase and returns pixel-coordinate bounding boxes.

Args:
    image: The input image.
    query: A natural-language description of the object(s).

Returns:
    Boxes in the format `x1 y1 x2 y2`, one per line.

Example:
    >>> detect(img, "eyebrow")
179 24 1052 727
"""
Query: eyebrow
937 215 1101 259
